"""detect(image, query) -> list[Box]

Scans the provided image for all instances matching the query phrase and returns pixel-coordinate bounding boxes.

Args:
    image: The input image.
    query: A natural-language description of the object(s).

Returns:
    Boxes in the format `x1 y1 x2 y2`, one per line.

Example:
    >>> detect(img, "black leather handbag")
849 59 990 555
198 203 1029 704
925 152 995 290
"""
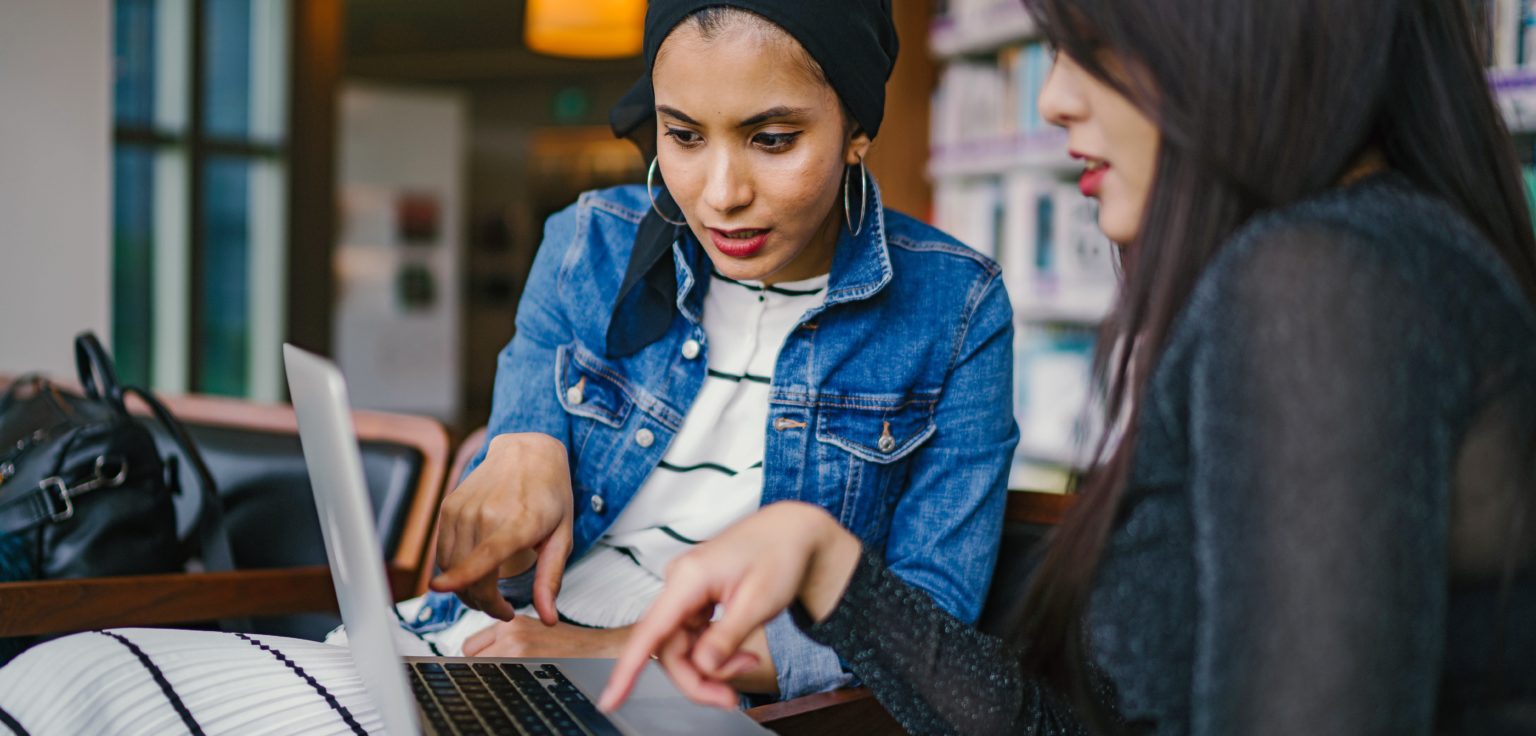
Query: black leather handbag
0 333 235 660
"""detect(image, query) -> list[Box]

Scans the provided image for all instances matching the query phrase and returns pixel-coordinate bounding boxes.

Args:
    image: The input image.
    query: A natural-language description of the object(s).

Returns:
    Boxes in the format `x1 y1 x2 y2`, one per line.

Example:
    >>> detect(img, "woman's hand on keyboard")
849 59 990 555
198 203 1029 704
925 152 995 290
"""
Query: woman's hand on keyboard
430 432 575 625
464 618 631 658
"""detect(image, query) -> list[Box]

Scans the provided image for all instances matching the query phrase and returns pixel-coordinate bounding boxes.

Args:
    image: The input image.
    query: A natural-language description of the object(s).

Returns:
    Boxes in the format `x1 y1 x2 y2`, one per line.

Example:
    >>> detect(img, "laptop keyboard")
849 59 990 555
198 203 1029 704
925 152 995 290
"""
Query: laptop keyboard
408 661 623 736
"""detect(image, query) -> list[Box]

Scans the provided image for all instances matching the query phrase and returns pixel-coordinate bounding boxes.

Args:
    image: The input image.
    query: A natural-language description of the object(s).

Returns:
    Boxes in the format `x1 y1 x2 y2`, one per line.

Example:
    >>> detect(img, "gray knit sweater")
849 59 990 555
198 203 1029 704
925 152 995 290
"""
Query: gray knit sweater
801 174 1536 735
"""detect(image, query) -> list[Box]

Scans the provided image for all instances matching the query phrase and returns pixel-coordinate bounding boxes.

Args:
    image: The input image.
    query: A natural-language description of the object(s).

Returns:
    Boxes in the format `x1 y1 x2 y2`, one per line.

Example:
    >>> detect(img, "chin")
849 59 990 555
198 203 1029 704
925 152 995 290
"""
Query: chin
705 254 776 282
1097 212 1138 245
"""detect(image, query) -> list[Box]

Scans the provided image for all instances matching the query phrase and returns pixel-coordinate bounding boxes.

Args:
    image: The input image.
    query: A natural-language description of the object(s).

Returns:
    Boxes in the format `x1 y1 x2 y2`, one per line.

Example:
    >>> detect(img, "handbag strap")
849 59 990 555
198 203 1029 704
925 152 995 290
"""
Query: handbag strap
120 386 236 575
122 386 252 633
74 332 127 416
0 475 78 537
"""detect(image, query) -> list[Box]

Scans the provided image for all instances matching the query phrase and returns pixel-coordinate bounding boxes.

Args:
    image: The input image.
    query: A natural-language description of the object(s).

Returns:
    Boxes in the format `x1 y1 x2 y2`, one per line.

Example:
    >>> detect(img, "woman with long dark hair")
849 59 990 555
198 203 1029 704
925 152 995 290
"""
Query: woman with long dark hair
600 0 1536 732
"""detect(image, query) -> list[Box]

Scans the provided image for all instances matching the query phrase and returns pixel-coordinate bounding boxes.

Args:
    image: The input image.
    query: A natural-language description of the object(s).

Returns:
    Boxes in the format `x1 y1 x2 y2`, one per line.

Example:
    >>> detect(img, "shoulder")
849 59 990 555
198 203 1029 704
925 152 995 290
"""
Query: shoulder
878 210 1007 319
527 186 655 329
1176 175 1536 359
542 185 651 248
1198 175 1517 310
535 185 653 277
883 208 1002 277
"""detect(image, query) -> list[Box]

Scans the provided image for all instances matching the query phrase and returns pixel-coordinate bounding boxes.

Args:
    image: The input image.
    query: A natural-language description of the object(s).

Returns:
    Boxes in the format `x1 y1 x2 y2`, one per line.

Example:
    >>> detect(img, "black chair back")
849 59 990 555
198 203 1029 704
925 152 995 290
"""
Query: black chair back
147 421 425 640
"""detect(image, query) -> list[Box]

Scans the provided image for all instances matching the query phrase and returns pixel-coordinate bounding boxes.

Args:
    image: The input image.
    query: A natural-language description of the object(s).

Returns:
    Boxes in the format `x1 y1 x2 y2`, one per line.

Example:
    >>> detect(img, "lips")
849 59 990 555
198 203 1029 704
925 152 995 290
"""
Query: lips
709 228 771 258
1071 151 1111 198
1079 165 1109 197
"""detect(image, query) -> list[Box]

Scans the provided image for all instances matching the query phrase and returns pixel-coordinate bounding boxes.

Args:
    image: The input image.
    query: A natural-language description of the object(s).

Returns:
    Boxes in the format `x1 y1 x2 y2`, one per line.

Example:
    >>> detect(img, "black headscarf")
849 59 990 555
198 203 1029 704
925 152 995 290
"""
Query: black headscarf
604 0 898 358
610 0 899 157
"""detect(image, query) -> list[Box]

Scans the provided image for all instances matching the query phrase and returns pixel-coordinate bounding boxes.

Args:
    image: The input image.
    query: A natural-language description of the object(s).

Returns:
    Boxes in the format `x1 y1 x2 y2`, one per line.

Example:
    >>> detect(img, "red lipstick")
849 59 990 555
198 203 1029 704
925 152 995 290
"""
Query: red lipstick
1079 167 1108 197
709 228 771 259
1071 151 1110 198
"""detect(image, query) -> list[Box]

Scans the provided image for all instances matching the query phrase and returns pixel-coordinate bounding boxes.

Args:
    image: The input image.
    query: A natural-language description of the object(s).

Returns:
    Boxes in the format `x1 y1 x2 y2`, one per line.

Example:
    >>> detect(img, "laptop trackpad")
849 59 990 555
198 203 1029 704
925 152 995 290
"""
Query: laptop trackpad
558 659 768 735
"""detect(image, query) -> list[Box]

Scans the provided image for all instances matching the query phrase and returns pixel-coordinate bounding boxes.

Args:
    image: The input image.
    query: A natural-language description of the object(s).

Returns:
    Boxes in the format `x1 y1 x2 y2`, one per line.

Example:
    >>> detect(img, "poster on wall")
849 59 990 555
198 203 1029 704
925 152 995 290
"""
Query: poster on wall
396 192 442 246
333 84 466 422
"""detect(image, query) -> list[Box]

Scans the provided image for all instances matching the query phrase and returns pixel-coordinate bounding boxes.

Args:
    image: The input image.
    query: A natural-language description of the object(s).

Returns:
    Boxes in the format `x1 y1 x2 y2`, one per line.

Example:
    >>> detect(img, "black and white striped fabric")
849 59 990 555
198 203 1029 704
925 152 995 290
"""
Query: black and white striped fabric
555 271 829 629
0 629 384 735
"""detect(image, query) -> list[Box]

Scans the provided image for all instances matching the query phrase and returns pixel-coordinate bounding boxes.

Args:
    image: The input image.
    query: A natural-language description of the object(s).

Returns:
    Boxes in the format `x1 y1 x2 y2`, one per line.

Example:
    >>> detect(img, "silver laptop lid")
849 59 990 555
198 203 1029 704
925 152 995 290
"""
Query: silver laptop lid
284 344 421 736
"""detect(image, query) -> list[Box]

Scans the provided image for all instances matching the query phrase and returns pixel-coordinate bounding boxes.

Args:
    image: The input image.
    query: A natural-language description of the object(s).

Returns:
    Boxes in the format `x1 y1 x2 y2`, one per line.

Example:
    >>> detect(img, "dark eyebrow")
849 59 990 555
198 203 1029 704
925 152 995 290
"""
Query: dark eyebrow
656 105 701 126
655 104 811 129
737 106 810 128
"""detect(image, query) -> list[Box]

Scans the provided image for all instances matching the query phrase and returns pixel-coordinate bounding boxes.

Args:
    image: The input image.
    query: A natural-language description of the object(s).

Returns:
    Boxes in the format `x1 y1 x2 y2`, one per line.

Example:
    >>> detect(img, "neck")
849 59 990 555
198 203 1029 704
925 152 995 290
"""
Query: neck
761 201 842 286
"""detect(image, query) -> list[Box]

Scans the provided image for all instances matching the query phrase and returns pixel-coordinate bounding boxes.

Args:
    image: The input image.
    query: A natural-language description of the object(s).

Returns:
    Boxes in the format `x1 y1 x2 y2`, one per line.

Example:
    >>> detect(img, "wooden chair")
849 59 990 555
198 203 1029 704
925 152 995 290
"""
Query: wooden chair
449 426 489 490
0 381 450 641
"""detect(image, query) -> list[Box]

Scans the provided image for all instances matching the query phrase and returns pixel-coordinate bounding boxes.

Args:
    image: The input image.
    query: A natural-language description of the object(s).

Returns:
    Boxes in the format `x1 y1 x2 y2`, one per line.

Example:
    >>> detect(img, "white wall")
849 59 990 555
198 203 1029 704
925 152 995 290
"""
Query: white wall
0 1 112 378
335 84 466 422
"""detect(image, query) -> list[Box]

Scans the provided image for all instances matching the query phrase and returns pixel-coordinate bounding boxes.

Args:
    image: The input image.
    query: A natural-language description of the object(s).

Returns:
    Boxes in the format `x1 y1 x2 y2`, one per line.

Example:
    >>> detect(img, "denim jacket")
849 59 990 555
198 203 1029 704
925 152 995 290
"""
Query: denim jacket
444 179 1017 699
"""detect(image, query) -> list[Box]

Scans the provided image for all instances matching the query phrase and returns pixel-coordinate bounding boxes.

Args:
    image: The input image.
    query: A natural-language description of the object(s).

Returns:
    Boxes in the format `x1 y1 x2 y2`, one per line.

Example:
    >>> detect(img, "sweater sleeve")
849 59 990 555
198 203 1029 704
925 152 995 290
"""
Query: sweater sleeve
797 548 1088 736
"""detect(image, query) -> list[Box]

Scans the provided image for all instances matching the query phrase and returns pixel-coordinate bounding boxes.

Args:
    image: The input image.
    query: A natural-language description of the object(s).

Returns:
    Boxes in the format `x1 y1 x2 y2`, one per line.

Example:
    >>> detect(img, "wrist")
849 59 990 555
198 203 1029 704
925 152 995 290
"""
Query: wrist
799 510 862 623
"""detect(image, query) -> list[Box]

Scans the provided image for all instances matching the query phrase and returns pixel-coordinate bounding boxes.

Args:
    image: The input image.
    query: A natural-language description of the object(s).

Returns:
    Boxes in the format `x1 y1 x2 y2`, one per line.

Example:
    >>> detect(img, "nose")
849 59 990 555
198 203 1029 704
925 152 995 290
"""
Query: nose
1038 54 1087 129
702 149 753 215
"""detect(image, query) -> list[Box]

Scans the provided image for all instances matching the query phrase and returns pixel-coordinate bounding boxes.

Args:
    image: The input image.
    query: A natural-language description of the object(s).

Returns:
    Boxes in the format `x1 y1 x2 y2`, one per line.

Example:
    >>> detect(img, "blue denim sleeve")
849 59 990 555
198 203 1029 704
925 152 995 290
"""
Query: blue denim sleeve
881 272 1016 624
461 202 582 482
766 609 858 699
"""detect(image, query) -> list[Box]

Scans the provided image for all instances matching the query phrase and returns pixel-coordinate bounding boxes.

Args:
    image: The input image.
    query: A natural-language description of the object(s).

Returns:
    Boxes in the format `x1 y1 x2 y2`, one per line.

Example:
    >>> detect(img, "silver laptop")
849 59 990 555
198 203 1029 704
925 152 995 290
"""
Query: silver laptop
283 344 770 736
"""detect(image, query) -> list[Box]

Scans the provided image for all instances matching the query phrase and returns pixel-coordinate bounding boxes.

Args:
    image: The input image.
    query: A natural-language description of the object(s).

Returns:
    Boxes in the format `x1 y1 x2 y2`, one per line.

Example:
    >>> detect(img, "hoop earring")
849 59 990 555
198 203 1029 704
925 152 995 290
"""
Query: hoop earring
647 157 688 227
844 159 869 237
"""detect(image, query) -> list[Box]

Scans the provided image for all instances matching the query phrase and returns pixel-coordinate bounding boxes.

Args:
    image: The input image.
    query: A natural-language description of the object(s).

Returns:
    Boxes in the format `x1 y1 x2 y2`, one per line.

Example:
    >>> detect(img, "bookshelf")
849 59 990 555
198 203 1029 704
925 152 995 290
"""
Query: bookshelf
929 2 1035 59
928 1 1109 492
928 129 1073 179
929 2 1536 493
1492 66 1536 133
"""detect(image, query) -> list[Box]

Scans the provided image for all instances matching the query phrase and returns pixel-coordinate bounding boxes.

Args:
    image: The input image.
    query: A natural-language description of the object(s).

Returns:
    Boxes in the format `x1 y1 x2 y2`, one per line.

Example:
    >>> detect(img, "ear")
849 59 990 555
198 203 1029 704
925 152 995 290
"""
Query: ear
845 127 873 166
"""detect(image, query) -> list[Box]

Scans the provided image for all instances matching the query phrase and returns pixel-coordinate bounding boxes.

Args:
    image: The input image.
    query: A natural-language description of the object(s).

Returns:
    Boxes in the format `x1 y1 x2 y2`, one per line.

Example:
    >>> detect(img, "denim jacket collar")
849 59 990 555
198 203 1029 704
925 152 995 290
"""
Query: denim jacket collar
821 176 893 308
605 176 892 357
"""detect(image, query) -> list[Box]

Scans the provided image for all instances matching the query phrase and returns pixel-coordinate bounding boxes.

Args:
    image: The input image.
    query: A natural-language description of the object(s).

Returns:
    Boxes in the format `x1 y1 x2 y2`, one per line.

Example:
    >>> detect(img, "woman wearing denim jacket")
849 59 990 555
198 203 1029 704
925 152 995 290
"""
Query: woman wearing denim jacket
0 2 1012 728
419 0 1019 702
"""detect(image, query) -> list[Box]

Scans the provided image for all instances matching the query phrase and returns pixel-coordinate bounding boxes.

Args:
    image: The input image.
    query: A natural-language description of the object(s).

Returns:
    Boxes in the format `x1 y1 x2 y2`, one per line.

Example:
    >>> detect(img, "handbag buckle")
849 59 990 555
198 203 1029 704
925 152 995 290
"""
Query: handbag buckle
39 477 74 523
38 458 128 524
70 456 129 499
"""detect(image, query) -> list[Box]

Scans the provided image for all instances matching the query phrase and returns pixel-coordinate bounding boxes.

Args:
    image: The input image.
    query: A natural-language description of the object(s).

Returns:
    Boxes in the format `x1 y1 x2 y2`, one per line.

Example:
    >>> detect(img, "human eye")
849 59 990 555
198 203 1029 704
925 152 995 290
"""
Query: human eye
752 131 801 152
665 127 703 148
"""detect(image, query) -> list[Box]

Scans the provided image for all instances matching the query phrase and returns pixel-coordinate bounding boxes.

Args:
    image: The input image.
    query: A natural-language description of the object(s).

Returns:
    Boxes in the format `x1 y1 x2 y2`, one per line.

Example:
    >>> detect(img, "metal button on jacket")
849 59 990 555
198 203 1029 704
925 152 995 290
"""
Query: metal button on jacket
634 428 655 448
565 385 584 405
681 339 701 360
590 495 605 514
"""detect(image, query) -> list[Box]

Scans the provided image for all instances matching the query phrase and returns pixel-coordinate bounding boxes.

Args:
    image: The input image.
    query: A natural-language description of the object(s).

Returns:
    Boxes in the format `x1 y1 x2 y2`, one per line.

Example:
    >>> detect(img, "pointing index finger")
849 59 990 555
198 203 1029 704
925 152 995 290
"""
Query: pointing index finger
600 578 717 711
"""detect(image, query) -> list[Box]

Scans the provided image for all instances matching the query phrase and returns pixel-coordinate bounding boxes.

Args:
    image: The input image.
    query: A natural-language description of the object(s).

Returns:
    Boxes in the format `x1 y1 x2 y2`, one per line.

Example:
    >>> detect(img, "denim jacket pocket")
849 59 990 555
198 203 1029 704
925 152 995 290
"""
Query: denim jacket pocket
814 397 938 464
555 343 634 429
813 397 938 538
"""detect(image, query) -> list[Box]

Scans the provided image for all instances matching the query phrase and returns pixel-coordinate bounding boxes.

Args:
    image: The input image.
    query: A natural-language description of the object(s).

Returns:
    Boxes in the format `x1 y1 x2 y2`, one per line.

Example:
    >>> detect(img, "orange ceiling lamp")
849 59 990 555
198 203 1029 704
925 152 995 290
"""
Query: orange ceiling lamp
525 0 646 59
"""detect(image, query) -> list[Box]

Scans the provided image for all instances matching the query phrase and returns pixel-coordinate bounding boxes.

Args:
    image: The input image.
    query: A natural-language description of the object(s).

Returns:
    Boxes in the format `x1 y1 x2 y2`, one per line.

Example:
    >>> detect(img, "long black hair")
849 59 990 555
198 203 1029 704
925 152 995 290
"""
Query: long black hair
1014 0 1536 726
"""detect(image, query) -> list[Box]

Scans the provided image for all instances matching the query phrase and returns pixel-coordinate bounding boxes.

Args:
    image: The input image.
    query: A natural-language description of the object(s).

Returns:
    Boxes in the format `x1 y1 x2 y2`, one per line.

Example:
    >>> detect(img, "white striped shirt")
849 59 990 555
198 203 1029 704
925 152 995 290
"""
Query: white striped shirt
555 270 829 628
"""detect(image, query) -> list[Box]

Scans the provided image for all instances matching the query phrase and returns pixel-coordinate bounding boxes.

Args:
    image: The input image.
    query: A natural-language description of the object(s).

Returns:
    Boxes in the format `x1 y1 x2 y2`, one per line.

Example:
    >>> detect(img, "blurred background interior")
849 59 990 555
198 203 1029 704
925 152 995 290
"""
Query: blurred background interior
3 0 1535 494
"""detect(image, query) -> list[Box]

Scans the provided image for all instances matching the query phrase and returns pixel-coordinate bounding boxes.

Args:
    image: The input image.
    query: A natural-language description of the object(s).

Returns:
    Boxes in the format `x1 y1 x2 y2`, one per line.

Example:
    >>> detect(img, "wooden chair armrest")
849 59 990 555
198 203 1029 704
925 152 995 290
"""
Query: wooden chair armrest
0 565 417 639
1006 489 1076 526
747 688 904 735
